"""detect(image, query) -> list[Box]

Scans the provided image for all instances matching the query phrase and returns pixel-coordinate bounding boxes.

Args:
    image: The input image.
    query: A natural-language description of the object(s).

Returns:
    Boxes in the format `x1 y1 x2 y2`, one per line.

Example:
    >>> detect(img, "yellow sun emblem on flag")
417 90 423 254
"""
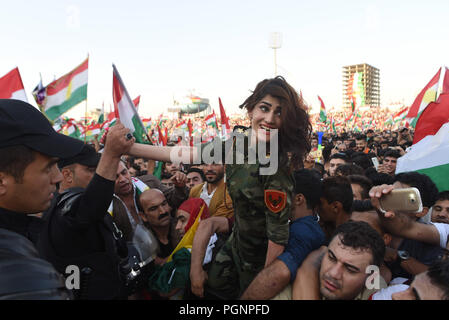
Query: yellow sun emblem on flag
66 80 73 100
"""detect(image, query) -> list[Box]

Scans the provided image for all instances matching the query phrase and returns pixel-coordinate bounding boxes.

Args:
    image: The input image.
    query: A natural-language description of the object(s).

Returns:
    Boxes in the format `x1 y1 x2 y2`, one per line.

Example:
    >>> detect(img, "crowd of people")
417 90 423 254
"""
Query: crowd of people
0 76 448 301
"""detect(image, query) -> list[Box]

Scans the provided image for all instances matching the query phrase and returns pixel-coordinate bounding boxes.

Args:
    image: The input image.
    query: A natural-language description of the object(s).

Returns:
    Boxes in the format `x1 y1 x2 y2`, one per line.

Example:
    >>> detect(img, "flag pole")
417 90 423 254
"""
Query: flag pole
84 53 89 144
112 64 152 144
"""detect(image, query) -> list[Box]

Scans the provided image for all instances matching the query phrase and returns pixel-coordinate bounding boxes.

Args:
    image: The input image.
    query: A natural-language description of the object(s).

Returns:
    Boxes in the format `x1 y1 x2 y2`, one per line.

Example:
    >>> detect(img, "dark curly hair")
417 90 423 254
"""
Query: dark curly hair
239 76 312 170
428 259 449 300
331 220 386 267
394 172 439 208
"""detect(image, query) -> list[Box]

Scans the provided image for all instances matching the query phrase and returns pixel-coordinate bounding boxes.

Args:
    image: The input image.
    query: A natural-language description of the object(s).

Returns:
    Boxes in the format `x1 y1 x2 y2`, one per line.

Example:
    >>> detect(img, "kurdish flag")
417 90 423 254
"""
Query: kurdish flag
396 84 449 191
205 112 217 128
393 106 409 123
318 95 327 123
405 67 444 128
218 97 231 138
61 120 81 139
112 64 148 143
176 119 187 130
133 95 141 108
0 67 28 102
43 58 88 121
81 123 102 141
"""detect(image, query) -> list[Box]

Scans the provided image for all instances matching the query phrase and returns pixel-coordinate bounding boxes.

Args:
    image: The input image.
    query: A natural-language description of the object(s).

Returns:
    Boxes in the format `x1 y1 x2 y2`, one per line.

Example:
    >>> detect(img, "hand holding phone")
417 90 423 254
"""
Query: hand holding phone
379 187 423 214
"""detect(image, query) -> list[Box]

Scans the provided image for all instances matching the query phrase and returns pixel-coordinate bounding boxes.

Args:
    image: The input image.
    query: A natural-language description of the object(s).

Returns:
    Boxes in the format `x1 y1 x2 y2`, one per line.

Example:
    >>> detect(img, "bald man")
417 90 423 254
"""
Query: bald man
139 189 175 264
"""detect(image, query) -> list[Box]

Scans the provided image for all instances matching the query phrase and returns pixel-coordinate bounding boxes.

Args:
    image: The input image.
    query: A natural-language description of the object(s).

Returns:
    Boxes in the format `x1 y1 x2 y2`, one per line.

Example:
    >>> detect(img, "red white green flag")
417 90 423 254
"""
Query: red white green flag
133 95 141 108
405 68 443 128
61 119 81 139
43 58 88 121
176 119 187 131
396 67 449 191
218 97 231 138
112 64 148 143
0 67 28 102
318 95 327 123
393 106 409 123
204 112 217 128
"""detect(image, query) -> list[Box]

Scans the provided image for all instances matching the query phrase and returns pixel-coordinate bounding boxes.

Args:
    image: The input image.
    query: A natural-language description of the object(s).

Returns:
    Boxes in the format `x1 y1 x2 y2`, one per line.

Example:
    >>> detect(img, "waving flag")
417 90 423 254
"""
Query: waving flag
397 68 449 191
133 95 141 108
318 95 327 123
176 119 187 131
187 118 193 147
43 58 88 120
112 64 148 143
81 123 102 141
61 119 81 139
0 67 28 102
405 68 443 128
204 112 217 128
393 106 409 123
218 97 231 138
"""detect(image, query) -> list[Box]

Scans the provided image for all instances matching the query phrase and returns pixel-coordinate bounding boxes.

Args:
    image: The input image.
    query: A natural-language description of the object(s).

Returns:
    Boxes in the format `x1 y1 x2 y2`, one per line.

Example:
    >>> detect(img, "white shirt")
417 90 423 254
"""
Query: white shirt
432 222 449 248
200 183 217 207
371 284 409 300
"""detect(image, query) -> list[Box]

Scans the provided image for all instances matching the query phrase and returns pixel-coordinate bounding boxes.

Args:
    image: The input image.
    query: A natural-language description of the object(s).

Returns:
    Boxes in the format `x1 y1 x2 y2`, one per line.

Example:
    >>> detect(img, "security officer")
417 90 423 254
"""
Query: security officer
38 122 136 300
0 99 85 299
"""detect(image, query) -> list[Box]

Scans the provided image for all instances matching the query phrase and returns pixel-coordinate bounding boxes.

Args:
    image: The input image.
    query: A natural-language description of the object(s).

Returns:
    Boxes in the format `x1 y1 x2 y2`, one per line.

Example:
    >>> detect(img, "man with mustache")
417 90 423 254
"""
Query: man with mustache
188 163 234 220
139 189 175 264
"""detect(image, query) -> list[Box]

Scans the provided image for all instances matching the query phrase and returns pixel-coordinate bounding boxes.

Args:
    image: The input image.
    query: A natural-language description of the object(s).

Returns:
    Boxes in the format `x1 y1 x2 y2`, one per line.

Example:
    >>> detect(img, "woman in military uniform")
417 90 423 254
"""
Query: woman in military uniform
129 76 312 299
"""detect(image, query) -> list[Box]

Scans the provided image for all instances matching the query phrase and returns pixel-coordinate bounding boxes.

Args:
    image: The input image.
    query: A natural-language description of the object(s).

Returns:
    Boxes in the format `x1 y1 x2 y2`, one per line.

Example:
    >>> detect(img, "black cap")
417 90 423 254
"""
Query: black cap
58 144 100 168
0 99 84 159
400 127 409 132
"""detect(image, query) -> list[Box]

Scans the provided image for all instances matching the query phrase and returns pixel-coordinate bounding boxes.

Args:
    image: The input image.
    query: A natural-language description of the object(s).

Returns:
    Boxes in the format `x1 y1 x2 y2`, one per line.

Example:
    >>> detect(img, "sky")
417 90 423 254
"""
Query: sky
1 0 448 119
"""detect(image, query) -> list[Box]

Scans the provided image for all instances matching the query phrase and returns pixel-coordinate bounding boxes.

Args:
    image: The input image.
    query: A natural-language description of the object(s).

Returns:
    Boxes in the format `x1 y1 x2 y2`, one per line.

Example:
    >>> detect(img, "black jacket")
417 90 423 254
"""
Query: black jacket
0 207 43 246
37 174 127 300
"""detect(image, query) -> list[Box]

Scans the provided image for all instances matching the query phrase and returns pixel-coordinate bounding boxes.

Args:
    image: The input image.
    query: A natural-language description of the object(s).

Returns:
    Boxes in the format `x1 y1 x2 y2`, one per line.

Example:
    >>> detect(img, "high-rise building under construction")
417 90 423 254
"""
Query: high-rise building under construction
342 63 380 109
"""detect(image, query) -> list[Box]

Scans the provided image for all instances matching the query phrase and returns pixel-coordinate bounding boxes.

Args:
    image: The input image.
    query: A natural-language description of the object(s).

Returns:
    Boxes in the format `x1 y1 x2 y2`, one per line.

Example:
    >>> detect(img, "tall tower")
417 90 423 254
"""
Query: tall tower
342 63 380 109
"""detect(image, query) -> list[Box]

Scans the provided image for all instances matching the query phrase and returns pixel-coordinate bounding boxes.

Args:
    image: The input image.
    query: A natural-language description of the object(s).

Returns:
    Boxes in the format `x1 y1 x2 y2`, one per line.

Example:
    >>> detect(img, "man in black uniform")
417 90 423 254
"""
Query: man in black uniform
38 120 136 299
0 99 85 299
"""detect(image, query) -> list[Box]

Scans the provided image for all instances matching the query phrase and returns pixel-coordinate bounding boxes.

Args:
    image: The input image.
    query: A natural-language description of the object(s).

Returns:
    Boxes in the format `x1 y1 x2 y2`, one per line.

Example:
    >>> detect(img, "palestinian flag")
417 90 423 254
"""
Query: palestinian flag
0 67 28 102
318 95 327 123
396 89 449 191
112 64 148 143
405 67 446 128
43 58 88 121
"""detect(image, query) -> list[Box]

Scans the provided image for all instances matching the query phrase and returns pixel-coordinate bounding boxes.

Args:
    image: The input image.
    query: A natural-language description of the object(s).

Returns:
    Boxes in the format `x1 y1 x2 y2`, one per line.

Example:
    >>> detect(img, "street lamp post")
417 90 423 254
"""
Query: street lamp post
269 32 282 77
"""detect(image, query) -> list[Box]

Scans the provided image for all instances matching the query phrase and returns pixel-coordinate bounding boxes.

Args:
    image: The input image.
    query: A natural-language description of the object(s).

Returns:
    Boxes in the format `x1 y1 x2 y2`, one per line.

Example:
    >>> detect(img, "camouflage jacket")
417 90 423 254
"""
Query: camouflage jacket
200 127 293 265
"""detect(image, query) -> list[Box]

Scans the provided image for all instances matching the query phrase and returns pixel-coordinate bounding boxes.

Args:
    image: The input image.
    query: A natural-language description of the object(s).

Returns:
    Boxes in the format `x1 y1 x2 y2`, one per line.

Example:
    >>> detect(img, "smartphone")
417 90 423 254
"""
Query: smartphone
371 157 379 170
379 187 423 214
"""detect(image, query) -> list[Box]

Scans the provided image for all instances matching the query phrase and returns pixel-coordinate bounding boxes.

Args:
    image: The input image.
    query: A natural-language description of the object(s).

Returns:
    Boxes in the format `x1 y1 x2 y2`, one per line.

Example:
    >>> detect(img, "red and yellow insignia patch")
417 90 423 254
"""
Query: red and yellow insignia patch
264 189 287 214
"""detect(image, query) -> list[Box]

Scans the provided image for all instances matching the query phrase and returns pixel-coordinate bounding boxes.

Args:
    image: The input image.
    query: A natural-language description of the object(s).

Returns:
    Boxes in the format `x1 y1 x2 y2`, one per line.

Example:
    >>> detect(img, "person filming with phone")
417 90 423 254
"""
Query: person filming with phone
369 172 446 284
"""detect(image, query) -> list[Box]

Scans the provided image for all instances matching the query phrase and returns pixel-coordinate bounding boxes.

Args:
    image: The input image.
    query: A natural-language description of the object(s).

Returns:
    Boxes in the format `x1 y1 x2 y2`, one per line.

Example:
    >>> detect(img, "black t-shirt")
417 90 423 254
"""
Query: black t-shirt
387 238 445 279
